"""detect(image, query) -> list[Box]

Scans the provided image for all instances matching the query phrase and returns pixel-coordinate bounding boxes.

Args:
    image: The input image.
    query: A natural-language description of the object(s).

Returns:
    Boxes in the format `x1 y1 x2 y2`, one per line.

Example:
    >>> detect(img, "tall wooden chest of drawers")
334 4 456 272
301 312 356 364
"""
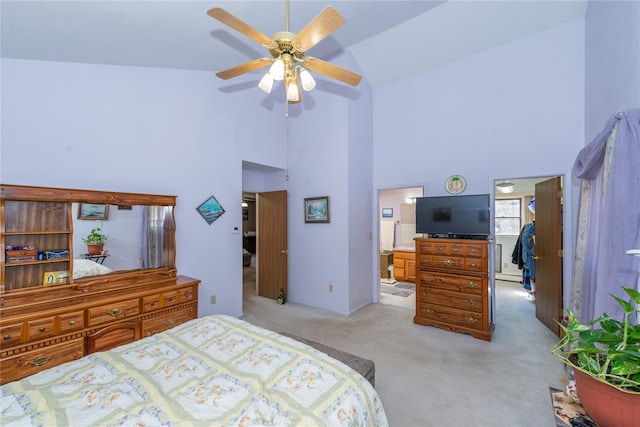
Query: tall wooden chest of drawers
414 238 492 341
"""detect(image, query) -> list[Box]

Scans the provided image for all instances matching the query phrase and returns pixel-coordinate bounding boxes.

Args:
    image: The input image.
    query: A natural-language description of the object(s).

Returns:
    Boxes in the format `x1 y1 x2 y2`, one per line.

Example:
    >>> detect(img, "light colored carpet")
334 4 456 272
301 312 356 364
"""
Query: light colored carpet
242 265 564 426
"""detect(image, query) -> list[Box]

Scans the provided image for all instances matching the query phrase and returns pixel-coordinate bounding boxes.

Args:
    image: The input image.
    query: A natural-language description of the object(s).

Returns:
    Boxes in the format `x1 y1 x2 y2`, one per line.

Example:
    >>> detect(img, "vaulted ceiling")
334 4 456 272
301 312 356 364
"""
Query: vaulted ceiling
2 1 588 87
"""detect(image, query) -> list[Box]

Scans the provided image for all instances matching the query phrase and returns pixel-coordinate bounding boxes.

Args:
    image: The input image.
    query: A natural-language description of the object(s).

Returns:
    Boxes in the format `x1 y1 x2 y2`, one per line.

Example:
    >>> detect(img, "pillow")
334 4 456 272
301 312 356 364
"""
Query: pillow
73 258 113 279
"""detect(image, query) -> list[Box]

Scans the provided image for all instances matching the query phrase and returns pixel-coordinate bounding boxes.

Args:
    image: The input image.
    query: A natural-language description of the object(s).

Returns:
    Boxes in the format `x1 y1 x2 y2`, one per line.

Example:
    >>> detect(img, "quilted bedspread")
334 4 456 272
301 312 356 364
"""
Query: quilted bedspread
1 315 388 426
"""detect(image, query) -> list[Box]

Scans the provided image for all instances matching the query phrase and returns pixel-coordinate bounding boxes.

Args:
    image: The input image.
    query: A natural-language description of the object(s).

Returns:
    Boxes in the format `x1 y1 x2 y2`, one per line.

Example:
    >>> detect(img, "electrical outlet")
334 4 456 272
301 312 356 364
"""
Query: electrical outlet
210 295 216 304
329 284 333 292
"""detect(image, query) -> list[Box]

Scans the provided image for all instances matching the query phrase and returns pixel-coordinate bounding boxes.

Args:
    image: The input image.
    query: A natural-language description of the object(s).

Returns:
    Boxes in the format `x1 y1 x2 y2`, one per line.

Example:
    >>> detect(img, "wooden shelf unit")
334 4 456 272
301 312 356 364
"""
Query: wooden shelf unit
414 238 492 341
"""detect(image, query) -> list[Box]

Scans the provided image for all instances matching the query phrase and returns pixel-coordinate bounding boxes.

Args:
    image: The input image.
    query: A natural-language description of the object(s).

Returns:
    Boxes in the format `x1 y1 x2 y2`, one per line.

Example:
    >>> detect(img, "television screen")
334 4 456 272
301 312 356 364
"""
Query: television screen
415 194 490 238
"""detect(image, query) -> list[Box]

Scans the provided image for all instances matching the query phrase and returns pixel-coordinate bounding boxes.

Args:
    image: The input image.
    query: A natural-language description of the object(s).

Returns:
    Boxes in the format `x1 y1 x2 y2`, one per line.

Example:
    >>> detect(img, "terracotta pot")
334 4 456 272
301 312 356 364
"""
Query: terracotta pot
574 368 640 427
86 244 104 255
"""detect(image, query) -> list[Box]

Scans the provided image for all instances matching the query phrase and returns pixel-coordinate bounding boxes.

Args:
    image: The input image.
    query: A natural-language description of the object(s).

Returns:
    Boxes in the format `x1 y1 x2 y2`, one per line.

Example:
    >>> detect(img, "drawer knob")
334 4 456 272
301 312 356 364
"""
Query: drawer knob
466 299 478 306
422 276 433 283
424 309 434 314
38 327 46 333
422 292 432 298
107 308 125 318
3 334 11 340
28 356 53 367
164 319 176 327
444 259 454 266
465 317 478 324
69 320 76 325
166 297 175 302
466 282 477 288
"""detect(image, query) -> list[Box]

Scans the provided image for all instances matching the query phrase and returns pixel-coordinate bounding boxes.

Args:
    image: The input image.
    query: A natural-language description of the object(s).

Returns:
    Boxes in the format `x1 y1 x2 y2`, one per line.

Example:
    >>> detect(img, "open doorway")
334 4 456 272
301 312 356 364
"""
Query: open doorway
493 176 564 336
377 186 424 309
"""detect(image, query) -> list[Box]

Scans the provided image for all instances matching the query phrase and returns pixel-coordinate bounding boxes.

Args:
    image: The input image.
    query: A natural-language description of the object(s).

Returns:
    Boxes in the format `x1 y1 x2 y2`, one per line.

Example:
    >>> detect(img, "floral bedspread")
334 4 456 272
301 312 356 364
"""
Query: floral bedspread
1 315 388 426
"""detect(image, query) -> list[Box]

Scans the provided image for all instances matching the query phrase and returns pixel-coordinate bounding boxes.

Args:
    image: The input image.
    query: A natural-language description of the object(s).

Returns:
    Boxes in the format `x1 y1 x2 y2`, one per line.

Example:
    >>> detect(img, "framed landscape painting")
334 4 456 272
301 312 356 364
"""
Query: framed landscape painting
304 196 330 223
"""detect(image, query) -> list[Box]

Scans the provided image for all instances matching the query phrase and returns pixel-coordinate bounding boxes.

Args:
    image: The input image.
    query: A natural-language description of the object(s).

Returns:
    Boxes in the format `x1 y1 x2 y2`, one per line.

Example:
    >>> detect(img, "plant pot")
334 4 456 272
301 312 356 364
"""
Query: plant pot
86 244 104 255
574 368 640 427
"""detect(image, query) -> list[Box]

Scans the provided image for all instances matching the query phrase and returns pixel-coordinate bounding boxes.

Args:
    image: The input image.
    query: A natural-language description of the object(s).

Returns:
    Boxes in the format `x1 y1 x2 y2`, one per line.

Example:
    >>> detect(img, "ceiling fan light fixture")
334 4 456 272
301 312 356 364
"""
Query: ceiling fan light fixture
299 68 316 91
269 58 285 81
258 73 274 93
496 181 515 193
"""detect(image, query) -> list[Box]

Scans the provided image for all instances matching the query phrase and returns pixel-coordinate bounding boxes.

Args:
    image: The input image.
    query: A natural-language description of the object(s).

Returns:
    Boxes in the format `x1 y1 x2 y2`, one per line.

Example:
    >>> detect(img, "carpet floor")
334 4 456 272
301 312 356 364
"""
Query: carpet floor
242 265 565 426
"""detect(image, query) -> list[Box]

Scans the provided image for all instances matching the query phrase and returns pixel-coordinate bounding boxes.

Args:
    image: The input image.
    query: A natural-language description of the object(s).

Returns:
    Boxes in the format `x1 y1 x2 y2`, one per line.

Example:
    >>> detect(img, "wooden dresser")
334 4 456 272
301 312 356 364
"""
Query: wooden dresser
1 184 200 384
414 237 492 341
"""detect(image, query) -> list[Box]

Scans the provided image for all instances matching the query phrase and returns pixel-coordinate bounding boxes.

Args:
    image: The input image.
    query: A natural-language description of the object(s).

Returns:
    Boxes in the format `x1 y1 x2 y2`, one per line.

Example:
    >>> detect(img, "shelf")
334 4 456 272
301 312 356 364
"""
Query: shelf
5 258 70 267
4 230 71 235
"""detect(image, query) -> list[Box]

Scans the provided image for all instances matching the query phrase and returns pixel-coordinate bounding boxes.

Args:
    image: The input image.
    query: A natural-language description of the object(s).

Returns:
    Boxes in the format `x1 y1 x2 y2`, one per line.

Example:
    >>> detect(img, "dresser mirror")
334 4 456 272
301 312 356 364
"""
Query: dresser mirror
1 184 176 293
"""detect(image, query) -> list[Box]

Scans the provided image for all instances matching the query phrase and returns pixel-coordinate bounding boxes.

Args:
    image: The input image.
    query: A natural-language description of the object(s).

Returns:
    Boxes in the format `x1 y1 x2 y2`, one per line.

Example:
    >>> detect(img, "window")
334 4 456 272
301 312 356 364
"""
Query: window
495 199 521 235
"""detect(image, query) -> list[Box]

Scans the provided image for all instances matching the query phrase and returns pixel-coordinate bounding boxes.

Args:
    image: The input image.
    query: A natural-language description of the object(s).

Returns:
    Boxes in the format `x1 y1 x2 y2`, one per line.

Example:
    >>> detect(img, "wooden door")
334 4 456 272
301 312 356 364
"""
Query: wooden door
535 177 563 336
257 190 288 300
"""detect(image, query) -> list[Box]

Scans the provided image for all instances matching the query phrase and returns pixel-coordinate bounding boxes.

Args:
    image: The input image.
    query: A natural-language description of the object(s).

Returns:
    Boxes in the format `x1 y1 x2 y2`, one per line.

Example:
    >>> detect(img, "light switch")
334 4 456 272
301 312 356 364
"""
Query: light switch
232 226 240 234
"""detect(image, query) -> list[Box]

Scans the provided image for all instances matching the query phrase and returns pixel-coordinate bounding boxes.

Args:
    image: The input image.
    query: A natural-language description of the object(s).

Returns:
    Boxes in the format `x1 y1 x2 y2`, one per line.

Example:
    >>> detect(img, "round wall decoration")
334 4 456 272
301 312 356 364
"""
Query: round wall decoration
445 175 467 194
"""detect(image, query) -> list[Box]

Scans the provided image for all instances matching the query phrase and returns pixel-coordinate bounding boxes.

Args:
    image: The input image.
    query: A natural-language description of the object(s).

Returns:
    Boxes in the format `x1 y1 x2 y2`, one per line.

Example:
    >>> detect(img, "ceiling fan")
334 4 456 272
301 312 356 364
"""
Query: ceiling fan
207 0 362 104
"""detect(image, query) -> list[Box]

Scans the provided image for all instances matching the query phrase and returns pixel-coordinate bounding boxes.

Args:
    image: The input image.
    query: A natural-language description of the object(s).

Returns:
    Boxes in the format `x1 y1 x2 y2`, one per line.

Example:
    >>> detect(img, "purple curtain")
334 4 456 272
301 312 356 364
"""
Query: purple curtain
572 109 640 323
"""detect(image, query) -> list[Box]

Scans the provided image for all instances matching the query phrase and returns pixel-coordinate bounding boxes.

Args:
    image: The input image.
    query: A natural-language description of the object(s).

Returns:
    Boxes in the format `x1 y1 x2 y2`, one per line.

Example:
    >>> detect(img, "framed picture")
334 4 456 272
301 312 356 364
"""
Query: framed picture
196 195 225 225
304 196 330 223
381 208 393 218
78 203 109 220
43 271 57 286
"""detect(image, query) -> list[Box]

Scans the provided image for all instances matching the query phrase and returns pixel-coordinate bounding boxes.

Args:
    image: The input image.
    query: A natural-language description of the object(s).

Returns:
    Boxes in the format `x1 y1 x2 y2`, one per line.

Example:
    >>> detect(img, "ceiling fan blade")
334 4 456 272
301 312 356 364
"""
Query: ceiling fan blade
216 58 273 80
207 8 277 49
293 6 345 52
304 57 362 87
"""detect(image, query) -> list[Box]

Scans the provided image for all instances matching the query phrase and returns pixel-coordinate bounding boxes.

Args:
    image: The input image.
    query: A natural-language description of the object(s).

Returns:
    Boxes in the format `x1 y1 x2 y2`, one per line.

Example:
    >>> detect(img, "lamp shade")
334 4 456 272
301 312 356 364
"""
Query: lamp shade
258 73 274 93
269 58 285 81
299 68 316 91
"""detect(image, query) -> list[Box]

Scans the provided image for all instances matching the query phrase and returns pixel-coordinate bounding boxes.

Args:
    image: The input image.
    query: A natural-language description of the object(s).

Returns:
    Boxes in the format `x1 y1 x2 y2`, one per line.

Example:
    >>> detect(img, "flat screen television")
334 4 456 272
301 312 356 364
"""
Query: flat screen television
415 194 490 239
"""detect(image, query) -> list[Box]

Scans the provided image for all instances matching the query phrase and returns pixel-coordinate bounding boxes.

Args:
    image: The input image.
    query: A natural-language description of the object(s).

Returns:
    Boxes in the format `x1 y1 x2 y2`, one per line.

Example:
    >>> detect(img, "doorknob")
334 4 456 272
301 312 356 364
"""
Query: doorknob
533 256 540 260
280 250 288 254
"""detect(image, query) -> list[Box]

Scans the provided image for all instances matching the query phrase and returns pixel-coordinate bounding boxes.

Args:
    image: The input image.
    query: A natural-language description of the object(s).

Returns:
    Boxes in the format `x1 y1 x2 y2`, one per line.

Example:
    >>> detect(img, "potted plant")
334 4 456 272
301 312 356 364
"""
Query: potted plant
551 286 640 427
83 227 108 255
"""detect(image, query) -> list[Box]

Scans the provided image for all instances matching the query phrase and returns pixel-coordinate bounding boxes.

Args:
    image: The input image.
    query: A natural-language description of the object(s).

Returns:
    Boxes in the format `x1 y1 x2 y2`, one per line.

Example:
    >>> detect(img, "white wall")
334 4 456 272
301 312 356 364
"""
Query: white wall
585 0 640 140
372 19 585 300
1 59 284 318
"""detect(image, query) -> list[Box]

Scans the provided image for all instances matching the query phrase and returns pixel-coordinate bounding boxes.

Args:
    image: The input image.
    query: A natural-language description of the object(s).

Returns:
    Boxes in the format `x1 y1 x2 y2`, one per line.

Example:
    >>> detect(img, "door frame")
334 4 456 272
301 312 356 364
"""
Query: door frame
489 172 575 329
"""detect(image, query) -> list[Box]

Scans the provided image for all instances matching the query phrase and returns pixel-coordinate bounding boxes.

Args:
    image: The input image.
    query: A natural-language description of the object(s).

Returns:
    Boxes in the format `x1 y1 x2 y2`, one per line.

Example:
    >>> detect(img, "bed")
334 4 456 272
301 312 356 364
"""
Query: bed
0 315 388 426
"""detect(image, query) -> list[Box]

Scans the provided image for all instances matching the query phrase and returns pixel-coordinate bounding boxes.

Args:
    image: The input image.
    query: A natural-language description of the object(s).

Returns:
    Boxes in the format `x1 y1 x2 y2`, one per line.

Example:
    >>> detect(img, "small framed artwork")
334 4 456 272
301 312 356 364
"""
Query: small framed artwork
78 203 109 220
304 196 330 223
43 271 57 286
197 195 225 225
381 208 393 218
445 175 467 194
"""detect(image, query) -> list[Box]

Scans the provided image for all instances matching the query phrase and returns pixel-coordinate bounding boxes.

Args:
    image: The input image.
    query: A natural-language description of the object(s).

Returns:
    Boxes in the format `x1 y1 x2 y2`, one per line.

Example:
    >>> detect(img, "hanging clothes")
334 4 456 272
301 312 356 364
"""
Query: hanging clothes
512 222 535 290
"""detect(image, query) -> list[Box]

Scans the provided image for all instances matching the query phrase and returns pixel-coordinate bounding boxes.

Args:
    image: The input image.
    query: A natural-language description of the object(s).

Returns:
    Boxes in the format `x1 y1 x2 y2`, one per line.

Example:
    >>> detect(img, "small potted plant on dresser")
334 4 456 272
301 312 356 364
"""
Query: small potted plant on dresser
83 227 108 255
552 286 640 427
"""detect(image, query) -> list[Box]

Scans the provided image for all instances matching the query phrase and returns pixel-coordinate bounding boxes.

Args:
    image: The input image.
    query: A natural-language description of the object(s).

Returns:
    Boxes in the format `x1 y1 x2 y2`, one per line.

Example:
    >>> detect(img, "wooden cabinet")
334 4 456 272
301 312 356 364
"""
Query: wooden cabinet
414 238 492 341
0 184 200 384
393 249 416 282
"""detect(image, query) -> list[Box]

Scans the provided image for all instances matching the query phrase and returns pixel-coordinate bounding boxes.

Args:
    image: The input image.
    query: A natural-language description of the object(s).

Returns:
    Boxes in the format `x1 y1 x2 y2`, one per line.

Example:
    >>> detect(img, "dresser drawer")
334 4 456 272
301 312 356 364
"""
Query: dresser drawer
1 323 24 347
59 311 85 333
142 307 193 337
465 257 484 272
433 256 464 270
417 288 483 313
179 286 195 302
465 244 483 258
88 299 140 326
416 303 484 331
0 339 84 384
27 317 56 341
417 241 433 255
142 294 161 312
162 290 179 307
417 272 483 295
417 255 433 269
